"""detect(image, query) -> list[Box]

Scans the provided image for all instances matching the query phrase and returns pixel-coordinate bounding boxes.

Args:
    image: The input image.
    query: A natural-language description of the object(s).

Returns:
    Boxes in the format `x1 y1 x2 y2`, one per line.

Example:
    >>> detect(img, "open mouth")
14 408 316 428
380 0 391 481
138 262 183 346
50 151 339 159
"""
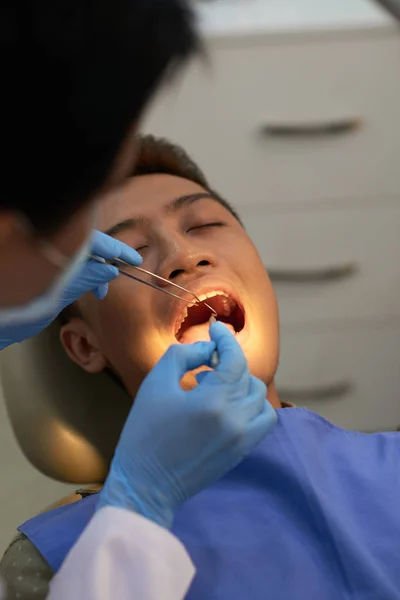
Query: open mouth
175 291 245 344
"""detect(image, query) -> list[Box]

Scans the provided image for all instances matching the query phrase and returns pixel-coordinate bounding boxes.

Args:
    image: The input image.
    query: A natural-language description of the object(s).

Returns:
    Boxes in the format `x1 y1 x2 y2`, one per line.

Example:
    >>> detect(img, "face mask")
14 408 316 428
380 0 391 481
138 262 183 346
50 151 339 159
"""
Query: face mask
0 230 92 328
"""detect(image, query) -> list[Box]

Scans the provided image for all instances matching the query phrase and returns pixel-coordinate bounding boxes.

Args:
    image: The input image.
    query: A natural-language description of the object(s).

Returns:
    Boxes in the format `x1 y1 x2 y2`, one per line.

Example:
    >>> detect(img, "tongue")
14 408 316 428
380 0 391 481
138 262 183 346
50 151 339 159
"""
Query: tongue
179 321 236 344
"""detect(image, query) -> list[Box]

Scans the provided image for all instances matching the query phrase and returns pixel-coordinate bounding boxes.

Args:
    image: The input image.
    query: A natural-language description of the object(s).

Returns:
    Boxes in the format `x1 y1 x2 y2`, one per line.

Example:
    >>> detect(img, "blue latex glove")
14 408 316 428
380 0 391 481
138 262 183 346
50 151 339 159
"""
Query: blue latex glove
0 230 142 349
97 321 277 529
74 230 142 301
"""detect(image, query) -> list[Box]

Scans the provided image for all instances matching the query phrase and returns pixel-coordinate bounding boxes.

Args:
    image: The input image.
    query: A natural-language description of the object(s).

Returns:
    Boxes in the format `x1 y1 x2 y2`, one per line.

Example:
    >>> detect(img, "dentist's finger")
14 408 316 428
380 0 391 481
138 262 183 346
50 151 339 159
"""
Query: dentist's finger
209 321 248 383
91 230 143 266
156 341 217 387
243 400 277 452
236 376 268 420
92 283 109 300
195 371 208 386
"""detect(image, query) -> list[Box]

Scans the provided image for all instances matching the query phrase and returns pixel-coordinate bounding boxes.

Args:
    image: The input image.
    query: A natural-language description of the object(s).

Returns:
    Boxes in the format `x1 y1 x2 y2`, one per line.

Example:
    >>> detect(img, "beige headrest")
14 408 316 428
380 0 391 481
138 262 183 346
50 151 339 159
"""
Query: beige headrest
0 323 132 484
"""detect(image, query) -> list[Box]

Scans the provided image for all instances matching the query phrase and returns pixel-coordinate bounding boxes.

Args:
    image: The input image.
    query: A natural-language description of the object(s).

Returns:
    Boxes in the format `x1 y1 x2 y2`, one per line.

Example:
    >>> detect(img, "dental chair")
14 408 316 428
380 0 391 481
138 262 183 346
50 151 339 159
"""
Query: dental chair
0 322 132 599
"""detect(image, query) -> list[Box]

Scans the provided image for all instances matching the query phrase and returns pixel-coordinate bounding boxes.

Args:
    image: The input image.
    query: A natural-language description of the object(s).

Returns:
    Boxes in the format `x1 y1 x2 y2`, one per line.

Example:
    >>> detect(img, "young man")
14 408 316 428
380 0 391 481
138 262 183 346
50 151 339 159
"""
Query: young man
3 136 400 600
58 136 281 407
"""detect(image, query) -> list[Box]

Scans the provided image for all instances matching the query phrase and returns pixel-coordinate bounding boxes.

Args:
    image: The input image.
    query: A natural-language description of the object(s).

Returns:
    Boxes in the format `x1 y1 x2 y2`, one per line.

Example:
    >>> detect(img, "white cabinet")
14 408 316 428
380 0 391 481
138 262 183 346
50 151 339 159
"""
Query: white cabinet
142 1 400 431
278 324 400 432
244 205 400 324
146 37 400 207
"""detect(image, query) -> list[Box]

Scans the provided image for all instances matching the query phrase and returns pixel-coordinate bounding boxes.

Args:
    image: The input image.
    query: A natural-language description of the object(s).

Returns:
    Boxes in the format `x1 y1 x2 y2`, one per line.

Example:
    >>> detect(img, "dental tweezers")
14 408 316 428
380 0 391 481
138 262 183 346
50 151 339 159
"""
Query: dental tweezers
89 255 218 317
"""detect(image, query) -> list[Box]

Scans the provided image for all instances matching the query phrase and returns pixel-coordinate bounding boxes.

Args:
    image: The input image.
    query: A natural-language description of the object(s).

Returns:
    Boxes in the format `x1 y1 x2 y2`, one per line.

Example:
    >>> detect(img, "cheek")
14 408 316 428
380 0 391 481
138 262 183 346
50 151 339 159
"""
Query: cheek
240 246 280 381
81 282 171 392
247 294 280 385
79 282 146 357
242 244 276 304
96 294 146 352
250 256 279 345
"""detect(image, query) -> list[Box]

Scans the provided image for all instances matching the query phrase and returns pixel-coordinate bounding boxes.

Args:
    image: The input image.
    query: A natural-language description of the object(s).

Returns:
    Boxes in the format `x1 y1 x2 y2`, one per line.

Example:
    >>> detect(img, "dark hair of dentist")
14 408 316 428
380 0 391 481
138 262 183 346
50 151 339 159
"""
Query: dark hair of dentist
1 0 200 234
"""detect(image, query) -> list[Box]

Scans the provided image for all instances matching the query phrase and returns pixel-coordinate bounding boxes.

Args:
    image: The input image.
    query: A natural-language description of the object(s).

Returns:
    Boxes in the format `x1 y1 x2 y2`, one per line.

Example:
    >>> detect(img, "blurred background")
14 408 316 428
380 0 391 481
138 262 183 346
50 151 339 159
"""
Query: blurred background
1 0 400 552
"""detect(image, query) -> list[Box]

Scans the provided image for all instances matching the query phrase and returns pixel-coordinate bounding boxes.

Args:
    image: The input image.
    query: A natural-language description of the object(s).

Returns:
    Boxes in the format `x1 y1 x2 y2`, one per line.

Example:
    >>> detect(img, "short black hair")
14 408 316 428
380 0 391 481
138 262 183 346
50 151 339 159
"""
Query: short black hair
133 135 243 224
2 1 200 235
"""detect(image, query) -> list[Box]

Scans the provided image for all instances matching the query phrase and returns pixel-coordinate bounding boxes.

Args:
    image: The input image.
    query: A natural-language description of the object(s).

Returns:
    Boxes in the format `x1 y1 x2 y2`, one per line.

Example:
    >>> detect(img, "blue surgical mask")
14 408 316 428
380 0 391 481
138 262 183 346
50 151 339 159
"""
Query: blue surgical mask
0 232 92 328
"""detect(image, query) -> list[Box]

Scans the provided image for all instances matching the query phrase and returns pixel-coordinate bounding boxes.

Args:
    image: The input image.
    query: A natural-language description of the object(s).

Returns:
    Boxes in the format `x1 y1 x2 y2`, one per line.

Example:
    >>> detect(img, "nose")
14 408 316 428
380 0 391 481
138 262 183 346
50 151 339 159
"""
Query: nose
169 258 212 281
158 239 217 285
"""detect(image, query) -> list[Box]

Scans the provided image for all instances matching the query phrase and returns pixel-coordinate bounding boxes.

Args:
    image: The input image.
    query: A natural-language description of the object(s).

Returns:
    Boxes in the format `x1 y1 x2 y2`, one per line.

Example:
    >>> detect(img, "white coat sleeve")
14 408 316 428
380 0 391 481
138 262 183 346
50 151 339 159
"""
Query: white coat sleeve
46 506 195 600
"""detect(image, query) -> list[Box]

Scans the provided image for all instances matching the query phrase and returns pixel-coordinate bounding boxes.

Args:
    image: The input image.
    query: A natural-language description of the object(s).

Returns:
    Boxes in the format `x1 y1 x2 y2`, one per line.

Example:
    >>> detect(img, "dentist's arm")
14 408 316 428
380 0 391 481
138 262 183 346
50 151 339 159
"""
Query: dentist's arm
47 323 277 600
0 231 142 349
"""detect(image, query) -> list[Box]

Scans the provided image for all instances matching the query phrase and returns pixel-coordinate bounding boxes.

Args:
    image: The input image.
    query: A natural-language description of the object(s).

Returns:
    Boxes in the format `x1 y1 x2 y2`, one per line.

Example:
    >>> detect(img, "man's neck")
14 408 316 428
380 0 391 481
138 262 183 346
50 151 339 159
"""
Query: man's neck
267 382 282 409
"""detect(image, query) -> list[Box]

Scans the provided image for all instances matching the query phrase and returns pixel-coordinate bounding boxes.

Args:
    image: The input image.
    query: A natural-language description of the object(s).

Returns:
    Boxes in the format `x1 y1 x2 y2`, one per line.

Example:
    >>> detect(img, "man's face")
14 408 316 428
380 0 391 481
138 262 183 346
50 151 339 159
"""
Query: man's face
61 173 279 397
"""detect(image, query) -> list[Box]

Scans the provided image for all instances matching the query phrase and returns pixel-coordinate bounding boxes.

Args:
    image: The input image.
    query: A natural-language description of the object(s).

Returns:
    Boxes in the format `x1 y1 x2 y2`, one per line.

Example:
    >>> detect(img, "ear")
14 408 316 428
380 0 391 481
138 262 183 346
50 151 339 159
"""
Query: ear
59 318 107 374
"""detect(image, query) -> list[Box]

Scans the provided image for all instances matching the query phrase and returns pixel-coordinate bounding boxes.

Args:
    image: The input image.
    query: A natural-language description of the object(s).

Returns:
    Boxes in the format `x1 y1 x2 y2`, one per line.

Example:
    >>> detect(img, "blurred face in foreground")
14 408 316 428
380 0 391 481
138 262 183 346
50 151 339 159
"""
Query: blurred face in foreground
60 173 280 404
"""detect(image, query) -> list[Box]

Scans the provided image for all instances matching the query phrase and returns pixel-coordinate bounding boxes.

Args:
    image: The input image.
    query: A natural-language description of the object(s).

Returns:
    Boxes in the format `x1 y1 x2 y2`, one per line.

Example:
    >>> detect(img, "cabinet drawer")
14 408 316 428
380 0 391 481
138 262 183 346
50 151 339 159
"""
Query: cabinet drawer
243 204 400 323
144 35 400 208
277 323 400 432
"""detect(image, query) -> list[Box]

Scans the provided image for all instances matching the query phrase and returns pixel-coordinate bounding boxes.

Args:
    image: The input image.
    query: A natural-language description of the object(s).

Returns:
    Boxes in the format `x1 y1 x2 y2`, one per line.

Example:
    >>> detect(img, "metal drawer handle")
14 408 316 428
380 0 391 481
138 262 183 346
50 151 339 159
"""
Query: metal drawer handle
267 262 358 284
259 117 362 138
278 381 353 403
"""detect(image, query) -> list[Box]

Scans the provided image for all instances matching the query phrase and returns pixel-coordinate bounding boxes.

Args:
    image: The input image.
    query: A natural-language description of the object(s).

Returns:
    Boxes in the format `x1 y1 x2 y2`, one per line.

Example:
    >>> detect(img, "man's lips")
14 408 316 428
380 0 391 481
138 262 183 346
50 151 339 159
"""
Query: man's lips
173 288 246 343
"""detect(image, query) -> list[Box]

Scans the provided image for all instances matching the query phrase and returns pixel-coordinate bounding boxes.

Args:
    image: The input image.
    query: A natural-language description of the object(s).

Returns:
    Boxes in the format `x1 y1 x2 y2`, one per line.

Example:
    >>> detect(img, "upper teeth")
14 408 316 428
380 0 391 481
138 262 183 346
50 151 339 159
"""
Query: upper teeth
192 291 229 306
176 291 230 331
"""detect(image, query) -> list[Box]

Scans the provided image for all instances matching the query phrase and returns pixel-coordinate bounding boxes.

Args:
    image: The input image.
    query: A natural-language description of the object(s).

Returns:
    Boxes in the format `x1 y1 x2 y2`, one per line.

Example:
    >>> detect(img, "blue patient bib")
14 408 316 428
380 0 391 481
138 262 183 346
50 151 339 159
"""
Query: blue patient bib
19 409 400 599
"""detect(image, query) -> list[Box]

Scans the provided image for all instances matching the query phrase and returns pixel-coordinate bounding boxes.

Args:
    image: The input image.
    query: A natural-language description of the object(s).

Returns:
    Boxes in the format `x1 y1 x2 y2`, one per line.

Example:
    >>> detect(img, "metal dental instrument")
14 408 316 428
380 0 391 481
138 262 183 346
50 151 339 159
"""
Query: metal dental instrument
90 254 218 317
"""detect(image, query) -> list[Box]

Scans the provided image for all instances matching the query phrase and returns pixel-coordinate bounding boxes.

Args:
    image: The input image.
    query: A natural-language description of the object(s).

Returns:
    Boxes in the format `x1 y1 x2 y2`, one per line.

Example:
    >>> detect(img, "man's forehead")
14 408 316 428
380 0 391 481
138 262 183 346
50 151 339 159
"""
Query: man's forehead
98 173 217 233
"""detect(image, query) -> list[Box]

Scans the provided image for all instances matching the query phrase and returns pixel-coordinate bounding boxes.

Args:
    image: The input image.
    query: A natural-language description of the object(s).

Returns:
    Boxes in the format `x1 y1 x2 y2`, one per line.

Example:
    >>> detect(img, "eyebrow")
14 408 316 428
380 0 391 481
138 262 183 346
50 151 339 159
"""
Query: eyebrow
104 192 216 237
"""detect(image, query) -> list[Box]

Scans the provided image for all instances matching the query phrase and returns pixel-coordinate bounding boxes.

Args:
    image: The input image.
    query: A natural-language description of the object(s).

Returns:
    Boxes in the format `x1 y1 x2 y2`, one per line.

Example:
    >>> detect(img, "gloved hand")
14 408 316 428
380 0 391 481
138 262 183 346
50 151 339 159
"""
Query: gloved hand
62 230 142 302
97 321 277 529
0 230 142 349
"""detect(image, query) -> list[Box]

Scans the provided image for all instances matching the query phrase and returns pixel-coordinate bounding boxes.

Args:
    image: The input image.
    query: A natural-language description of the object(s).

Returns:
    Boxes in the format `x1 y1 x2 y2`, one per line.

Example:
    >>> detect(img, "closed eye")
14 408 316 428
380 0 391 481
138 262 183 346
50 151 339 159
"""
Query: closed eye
135 246 148 254
188 222 226 232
